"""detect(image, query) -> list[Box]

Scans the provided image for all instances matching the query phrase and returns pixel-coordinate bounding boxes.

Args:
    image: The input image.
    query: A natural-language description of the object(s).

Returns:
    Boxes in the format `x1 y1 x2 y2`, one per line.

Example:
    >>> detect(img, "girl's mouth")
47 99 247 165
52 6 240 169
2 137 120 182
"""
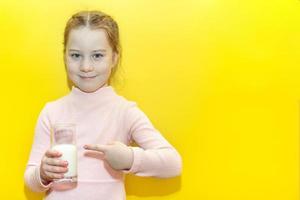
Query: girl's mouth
79 75 97 80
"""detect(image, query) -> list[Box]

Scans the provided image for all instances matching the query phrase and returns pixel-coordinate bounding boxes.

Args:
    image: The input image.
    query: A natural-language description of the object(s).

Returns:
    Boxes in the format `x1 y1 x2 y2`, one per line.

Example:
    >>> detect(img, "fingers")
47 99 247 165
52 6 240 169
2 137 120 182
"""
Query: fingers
41 148 72 182
43 171 65 179
41 157 68 177
107 141 115 145
110 141 125 146
42 164 68 174
45 149 62 158
41 149 69 180
84 144 110 153
43 156 68 167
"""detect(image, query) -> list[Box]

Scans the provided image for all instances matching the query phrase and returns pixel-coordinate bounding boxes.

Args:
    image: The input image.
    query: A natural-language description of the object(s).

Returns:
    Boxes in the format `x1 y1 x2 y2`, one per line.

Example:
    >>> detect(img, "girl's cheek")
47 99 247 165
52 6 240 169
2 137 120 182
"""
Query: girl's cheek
66 61 80 70
96 58 114 70
67 59 79 65
95 64 112 73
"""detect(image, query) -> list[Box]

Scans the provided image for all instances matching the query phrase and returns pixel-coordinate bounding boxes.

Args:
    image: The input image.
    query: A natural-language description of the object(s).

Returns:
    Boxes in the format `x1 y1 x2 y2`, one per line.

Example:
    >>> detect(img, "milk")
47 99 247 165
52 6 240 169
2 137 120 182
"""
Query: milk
52 144 77 178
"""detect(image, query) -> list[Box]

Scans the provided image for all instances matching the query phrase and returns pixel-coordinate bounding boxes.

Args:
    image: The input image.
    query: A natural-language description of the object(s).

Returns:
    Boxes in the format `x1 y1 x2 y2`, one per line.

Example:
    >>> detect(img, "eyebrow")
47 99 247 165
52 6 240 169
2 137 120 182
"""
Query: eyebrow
68 49 107 52
92 49 107 52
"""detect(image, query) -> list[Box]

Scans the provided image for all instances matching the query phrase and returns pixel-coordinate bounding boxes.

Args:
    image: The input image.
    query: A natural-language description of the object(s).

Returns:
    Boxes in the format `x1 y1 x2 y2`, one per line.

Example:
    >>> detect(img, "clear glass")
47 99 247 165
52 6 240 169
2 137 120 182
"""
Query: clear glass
51 123 77 184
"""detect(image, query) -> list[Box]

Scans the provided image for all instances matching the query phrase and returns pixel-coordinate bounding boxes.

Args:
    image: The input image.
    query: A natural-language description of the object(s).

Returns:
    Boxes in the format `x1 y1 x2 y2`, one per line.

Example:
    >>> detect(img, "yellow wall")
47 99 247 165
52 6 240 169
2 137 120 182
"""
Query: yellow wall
0 0 298 199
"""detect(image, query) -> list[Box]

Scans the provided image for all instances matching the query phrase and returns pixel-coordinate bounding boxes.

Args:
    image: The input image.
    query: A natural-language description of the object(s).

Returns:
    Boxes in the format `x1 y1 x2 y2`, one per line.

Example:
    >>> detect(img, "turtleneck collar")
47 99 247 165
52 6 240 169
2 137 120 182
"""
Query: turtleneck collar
70 85 115 98
68 85 117 112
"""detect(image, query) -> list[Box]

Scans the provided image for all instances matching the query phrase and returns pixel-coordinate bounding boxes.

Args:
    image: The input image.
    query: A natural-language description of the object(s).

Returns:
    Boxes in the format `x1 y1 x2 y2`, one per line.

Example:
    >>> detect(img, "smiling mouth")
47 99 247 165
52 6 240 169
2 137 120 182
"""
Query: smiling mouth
79 75 97 80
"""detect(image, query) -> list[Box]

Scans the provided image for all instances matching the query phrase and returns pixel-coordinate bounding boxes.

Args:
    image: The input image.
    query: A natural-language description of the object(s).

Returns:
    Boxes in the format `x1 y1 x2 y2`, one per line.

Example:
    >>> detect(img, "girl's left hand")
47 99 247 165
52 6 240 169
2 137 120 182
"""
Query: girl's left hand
83 141 134 170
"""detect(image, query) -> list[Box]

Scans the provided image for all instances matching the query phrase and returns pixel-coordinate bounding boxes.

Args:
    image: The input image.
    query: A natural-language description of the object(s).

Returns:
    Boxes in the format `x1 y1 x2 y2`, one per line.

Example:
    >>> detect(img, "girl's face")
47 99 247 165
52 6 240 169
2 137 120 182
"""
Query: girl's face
65 27 118 93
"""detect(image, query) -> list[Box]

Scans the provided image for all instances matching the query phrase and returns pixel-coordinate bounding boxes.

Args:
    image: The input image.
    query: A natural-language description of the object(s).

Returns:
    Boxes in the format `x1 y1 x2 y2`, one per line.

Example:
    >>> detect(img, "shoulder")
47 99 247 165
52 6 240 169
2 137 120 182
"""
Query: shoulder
41 94 70 115
110 93 145 118
115 94 137 108
114 94 149 121
114 93 151 120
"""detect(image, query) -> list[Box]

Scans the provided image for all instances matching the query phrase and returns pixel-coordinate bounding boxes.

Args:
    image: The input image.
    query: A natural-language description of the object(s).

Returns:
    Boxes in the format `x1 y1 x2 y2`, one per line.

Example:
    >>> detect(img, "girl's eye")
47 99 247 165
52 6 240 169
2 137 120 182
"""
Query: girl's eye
92 53 103 60
70 53 81 59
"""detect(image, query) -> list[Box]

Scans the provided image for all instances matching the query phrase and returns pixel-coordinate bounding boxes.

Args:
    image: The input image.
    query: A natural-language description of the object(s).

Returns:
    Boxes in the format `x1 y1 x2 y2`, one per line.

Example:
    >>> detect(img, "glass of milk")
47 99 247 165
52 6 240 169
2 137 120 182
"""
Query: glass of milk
51 123 77 184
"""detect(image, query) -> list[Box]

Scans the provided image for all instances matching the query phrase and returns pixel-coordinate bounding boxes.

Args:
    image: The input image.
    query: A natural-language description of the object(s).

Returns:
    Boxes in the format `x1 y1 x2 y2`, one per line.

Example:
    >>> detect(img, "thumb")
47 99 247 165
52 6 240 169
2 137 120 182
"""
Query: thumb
107 141 118 145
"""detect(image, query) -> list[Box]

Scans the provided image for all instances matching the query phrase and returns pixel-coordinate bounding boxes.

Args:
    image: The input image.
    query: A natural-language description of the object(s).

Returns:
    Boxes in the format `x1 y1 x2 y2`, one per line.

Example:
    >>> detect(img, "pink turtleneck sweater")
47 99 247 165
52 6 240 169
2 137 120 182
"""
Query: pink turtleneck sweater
24 85 182 200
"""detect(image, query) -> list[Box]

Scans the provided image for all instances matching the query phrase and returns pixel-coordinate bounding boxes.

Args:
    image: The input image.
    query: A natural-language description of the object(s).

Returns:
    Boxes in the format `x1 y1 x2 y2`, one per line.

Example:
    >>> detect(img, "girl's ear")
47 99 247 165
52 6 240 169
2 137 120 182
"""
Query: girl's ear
112 52 119 68
63 53 67 70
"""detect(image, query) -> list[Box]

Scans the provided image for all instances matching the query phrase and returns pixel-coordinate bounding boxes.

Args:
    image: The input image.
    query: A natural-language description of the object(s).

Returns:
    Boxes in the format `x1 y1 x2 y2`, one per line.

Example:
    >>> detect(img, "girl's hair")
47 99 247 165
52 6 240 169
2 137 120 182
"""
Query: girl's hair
63 10 122 85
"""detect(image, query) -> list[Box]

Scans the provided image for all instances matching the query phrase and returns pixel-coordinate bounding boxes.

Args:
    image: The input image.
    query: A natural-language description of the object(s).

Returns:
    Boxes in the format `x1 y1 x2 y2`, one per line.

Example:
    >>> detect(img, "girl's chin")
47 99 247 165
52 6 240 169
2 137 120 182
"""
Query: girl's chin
75 83 106 93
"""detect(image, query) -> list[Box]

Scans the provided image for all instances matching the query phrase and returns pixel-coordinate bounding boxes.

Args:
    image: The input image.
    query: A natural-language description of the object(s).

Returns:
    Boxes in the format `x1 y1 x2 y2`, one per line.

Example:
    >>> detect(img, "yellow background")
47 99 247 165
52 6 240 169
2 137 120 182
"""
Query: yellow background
0 0 298 199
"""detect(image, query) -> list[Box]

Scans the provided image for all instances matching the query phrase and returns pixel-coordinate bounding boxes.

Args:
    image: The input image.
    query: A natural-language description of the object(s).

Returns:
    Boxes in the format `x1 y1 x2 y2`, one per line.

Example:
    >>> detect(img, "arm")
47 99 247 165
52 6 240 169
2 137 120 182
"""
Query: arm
122 103 182 178
24 103 53 192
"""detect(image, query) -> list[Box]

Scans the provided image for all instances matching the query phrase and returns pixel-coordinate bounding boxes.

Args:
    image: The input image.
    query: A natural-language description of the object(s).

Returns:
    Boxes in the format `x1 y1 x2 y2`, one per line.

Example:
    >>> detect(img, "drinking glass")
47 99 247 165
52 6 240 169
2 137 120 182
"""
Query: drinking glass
51 123 77 183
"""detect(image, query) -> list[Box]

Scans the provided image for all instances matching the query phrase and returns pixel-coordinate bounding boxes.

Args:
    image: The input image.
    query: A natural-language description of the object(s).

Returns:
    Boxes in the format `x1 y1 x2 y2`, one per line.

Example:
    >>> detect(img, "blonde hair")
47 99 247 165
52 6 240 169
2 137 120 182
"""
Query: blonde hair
63 10 122 85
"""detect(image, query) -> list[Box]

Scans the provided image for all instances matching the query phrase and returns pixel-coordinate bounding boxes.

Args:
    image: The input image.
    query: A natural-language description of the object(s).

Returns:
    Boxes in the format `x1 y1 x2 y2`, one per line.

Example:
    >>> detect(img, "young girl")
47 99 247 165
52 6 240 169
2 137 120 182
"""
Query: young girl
24 10 182 200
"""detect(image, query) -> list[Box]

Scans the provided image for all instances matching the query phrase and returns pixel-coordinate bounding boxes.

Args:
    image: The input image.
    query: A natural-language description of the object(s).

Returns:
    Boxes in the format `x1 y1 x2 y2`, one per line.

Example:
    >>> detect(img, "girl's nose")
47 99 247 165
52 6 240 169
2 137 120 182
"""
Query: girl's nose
80 65 94 72
80 59 94 72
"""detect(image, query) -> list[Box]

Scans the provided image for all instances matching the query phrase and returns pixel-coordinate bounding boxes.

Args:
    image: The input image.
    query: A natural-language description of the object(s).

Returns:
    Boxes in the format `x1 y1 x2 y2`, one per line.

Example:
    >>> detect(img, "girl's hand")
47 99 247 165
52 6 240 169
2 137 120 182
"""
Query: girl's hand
40 149 69 184
83 141 134 170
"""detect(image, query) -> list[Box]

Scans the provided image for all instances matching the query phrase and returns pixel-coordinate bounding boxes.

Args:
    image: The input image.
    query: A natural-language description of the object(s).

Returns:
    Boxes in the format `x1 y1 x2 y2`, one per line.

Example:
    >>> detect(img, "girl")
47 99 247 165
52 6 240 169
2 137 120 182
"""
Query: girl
24 10 182 200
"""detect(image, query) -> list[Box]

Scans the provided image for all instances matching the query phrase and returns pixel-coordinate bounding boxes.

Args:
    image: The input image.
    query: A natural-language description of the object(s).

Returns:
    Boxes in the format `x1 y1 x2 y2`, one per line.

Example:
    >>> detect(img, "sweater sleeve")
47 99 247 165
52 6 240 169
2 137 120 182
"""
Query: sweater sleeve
24 103 53 192
122 102 182 178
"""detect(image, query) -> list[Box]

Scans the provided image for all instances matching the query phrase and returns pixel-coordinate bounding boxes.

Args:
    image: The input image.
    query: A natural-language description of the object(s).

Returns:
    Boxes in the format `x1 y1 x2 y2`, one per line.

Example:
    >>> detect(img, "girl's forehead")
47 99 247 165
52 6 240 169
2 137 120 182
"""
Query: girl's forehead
67 27 111 51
